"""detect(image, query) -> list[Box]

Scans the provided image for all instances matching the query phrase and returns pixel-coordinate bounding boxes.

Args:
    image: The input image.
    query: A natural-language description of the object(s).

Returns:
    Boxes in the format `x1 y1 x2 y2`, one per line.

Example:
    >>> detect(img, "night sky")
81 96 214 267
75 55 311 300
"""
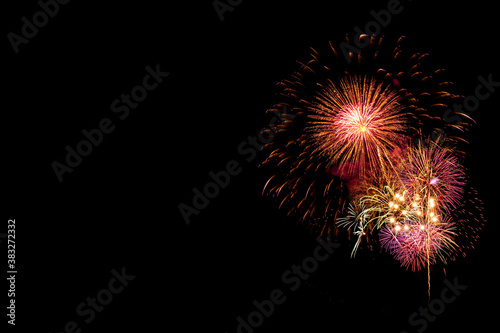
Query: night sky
4 0 499 332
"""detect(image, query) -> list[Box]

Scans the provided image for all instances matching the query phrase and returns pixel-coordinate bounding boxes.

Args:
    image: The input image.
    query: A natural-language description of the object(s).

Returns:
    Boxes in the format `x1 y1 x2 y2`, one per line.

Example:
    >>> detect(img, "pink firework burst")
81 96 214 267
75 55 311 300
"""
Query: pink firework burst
379 216 457 272
401 139 465 212
307 75 408 178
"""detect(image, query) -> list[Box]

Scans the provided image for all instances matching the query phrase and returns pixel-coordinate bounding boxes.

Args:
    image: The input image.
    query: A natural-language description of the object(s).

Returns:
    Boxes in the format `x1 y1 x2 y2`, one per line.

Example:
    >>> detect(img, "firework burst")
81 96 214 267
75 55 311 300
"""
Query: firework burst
262 35 484 292
340 179 460 275
261 35 472 233
379 216 457 272
337 138 467 270
308 75 408 178
400 138 466 212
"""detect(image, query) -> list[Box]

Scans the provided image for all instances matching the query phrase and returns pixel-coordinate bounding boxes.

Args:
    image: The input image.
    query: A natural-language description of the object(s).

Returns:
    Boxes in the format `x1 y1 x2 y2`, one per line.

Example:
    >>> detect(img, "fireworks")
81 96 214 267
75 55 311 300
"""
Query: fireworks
308 75 408 178
262 34 484 289
336 137 478 272
400 138 466 212
448 186 485 260
261 35 471 231
362 181 458 272
379 217 457 272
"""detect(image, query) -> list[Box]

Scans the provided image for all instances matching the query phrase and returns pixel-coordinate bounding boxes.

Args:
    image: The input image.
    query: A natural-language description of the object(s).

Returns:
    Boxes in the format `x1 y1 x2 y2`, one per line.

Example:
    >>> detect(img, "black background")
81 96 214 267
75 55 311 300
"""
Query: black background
4 0 499 332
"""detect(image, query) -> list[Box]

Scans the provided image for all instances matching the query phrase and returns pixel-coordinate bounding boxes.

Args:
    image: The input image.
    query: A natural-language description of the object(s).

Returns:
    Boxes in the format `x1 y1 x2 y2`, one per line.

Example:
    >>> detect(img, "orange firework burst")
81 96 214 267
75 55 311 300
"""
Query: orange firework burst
308 75 408 178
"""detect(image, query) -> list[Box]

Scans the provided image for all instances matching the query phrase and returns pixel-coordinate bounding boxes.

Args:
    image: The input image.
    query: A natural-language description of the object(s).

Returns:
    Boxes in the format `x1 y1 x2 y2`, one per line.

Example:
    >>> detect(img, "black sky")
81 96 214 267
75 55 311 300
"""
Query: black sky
4 0 500 332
